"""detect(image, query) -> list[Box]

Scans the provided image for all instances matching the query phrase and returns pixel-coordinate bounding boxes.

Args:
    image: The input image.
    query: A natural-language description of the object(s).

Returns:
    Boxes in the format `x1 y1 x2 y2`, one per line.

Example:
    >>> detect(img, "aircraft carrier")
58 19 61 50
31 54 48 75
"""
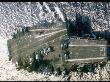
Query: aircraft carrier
7 13 108 75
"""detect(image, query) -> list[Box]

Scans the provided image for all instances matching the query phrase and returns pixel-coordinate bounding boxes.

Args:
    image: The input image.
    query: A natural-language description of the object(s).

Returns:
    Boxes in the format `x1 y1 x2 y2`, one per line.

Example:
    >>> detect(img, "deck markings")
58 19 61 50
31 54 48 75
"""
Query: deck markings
65 57 106 62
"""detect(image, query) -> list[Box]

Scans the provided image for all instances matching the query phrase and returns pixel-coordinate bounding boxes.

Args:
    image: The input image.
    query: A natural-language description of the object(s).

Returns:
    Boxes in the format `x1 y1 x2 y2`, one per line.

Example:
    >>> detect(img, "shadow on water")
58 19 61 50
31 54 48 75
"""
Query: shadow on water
107 39 110 59
65 13 92 38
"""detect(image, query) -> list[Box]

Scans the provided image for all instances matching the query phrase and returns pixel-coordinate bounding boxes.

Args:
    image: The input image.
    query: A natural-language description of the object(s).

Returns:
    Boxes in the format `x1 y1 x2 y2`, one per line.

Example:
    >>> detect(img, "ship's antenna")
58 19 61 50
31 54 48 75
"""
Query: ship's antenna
75 2 79 36
75 2 77 16
80 2 84 26
103 2 109 30
87 2 94 32
106 3 109 28
80 2 84 15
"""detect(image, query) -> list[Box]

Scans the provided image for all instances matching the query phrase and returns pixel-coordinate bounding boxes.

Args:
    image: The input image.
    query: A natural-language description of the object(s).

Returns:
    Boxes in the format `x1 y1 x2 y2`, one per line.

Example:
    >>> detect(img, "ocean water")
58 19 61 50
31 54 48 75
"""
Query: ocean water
0 36 9 59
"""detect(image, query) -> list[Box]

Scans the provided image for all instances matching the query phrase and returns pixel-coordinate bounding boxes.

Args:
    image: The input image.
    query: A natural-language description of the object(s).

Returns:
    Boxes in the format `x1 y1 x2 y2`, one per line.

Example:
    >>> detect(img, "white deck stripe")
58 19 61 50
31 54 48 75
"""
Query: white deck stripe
65 57 106 62
29 28 61 31
69 44 106 47
35 29 66 39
